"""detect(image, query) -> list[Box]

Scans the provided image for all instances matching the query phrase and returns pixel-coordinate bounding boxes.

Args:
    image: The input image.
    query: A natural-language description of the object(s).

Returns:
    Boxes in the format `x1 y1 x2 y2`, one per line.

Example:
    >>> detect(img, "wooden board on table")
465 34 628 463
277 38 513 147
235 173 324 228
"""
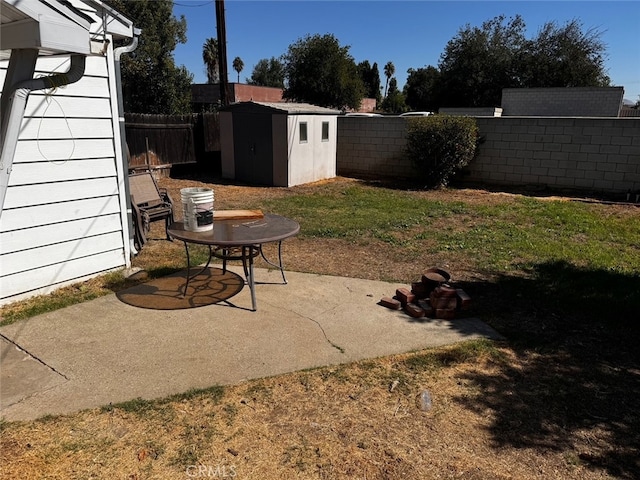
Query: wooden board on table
213 209 264 220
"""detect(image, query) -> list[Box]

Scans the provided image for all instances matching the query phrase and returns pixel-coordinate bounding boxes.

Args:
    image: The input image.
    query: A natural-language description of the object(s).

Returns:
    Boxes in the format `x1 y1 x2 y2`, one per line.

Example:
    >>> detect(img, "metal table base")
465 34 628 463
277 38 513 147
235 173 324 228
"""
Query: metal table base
181 241 288 311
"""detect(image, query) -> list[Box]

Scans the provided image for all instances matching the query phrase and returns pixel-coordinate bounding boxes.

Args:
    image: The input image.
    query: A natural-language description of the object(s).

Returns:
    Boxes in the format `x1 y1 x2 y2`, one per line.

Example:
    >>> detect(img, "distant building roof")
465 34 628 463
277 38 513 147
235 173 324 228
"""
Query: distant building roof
224 101 341 115
253 102 341 114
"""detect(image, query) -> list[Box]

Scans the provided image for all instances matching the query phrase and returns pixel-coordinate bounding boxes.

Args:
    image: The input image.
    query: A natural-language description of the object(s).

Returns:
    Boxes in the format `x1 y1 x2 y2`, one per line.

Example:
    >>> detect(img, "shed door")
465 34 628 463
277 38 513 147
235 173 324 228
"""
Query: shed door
233 112 273 185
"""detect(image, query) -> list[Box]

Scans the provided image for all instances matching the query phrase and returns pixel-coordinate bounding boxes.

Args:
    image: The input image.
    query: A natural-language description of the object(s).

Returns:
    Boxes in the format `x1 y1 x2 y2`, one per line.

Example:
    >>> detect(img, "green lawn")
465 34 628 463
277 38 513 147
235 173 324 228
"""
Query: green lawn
263 184 640 275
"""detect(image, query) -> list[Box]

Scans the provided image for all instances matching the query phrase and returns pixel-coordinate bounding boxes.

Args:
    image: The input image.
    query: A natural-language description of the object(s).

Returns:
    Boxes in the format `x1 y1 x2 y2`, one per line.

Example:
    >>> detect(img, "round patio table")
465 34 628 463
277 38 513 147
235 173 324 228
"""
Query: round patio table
167 214 300 311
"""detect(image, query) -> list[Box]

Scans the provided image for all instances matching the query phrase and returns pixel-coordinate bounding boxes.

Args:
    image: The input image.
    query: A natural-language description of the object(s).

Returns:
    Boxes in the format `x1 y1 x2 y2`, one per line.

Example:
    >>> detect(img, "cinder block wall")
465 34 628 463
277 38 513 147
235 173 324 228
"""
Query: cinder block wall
336 116 640 194
501 87 624 117
337 117 413 179
464 117 640 193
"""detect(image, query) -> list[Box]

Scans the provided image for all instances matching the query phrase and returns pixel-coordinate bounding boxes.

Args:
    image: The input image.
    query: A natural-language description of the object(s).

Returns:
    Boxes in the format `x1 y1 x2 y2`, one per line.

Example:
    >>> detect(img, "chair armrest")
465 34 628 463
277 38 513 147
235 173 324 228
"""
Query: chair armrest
159 189 175 224
159 188 174 206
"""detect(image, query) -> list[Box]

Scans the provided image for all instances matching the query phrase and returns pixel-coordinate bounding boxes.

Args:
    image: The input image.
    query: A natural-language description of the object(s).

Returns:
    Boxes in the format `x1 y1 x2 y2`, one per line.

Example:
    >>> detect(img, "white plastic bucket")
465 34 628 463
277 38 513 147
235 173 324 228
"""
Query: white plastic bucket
181 187 214 232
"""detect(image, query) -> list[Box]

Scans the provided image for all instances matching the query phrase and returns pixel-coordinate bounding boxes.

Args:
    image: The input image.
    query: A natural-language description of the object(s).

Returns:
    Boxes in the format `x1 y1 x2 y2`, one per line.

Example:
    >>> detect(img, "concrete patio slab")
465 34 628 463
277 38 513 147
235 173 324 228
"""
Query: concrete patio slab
0 268 502 421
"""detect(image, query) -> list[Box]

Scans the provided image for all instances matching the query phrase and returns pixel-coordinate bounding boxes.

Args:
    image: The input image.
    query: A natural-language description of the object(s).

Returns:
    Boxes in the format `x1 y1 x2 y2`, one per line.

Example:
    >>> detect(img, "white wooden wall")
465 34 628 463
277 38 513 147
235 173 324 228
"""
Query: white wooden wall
0 46 131 304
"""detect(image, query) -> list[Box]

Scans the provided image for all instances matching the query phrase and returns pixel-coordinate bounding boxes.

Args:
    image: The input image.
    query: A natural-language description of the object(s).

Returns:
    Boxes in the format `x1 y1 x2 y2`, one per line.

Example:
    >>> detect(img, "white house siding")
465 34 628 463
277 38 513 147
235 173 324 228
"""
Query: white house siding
287 115 337 186
0 42 130 304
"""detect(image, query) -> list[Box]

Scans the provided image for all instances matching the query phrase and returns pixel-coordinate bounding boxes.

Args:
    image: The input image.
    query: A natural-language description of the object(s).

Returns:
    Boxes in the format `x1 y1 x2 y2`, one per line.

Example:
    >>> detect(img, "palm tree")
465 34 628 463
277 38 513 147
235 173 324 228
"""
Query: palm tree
232 57 244 83
202 38 219 84
383 61 395 98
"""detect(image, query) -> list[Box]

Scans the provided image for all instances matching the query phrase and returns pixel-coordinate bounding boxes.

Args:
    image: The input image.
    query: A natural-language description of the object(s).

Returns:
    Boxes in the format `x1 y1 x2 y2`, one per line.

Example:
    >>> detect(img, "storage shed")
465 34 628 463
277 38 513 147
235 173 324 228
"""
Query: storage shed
0 0 137 305
220 101 340 187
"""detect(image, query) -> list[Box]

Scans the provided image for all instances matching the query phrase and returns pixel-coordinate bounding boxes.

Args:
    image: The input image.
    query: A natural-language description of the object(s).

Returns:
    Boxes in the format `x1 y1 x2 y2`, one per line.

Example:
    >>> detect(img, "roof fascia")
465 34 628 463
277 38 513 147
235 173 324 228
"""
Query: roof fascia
79 0 134 38
2 0 93 54
4 0 92 28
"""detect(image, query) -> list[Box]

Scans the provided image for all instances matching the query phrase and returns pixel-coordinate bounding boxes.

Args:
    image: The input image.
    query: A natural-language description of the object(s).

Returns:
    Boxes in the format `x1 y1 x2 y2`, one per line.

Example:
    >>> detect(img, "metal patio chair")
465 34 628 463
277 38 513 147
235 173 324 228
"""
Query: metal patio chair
129 171 174 249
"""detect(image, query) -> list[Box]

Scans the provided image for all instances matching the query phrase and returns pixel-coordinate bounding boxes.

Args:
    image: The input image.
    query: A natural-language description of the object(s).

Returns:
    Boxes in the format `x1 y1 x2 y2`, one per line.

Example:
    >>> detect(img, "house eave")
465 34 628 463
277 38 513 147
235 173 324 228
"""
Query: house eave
1 17 91 54
1 0 93 55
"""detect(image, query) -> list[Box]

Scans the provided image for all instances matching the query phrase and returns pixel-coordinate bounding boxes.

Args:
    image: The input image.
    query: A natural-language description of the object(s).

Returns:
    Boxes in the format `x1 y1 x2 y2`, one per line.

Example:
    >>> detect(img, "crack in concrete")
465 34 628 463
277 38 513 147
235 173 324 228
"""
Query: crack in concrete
0 333 69 380
260 298 346 354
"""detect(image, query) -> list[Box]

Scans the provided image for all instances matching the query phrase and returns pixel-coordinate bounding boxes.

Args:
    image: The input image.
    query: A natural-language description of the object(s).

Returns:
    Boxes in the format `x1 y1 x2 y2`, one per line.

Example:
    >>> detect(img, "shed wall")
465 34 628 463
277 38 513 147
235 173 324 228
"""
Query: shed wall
219 111 234 179
272 114 288 187
287 115 337 186
232 110 274 185
221 105 338 187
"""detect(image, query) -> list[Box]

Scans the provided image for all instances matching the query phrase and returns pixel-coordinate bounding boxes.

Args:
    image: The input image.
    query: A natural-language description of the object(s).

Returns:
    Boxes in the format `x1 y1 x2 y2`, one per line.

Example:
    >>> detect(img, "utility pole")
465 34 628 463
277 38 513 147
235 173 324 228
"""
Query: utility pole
215 0 230 107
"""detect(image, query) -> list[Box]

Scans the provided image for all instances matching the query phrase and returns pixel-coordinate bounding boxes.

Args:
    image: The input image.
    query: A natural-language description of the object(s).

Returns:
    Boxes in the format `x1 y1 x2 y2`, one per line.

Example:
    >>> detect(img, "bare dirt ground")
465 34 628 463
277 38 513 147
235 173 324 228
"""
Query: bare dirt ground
1 175 637 480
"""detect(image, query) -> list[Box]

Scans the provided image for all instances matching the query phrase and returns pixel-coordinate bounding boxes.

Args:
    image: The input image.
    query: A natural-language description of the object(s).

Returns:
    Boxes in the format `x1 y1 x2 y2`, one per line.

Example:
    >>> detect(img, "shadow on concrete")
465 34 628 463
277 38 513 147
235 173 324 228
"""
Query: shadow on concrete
116 267 244 310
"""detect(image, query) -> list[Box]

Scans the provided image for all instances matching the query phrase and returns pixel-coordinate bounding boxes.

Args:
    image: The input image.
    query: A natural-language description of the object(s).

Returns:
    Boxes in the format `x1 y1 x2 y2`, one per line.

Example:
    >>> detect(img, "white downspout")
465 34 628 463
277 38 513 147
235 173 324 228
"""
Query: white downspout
113 28 141 256
0 54 87 219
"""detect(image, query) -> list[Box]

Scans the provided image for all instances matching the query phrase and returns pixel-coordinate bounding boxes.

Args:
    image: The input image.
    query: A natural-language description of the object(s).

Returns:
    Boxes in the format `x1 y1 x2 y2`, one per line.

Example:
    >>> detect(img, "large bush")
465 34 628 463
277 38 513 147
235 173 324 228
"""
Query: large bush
405 115 479 188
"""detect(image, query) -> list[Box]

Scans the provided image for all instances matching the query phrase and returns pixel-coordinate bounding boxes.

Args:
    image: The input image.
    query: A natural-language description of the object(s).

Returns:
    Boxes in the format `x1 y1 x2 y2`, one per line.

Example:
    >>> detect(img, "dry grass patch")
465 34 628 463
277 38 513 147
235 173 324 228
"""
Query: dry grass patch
1 342 617 480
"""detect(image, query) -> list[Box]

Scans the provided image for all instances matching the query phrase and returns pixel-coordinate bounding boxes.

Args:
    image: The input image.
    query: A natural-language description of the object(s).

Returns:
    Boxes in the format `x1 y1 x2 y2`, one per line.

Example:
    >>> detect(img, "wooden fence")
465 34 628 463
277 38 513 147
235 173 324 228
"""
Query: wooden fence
125 113 220 174
620 108 640 117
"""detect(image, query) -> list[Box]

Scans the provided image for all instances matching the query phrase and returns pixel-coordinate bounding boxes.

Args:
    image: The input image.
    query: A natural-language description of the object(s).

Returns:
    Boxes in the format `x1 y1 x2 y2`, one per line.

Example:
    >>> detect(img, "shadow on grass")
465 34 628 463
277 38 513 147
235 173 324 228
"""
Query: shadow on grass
355 174 640 206
455 260 640 479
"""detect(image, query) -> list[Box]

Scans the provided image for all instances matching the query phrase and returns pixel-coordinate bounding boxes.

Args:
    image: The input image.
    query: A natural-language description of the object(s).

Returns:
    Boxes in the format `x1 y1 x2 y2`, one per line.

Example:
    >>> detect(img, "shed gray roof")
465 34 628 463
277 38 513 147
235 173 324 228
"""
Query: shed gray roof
232 101 341 115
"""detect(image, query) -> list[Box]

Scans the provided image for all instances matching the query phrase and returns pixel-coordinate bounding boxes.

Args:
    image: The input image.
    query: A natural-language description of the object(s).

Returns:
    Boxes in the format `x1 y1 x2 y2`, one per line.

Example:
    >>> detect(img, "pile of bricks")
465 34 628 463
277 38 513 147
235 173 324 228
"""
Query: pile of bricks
379 268 471 319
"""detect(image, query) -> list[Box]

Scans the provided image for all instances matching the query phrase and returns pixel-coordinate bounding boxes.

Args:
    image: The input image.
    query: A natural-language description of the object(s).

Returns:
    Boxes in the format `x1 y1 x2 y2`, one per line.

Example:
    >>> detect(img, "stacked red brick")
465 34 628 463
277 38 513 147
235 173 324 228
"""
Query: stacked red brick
379 268 471 319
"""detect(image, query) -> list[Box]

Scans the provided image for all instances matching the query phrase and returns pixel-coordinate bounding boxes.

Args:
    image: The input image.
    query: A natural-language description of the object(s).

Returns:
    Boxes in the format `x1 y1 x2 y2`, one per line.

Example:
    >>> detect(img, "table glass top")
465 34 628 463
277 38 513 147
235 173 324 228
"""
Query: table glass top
167 213 300 246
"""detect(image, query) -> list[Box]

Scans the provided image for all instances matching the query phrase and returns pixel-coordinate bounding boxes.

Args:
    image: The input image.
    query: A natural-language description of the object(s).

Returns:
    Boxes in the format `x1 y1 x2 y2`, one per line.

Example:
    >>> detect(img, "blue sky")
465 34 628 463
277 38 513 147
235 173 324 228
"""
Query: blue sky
172 1 640 102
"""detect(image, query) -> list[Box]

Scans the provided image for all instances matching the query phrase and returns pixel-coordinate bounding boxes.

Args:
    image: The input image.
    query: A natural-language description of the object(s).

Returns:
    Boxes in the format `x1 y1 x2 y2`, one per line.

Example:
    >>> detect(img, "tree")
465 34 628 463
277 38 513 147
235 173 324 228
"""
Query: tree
404 66 441 111
357 60 382 104
202 37 219 84
521 19 609 88
283 34 364 110
232 57 244 83
105 0 193 114
380 78 406 113
434 15 610 108
438 15 527 107
383 61 395 98
370 62 382 104
247 57 285 88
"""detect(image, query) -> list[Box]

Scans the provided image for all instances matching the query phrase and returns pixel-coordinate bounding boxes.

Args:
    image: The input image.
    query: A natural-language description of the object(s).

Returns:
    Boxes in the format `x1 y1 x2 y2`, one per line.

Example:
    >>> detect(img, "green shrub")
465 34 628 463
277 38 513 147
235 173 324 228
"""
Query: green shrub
405 115 479 188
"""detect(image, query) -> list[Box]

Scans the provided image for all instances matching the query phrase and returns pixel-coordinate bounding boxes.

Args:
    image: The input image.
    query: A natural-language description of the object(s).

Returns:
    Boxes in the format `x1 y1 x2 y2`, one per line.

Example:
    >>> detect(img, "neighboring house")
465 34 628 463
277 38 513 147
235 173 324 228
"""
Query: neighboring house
192 83 377 113
220 101 340 187
0 0 138 305
192 83 285 108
